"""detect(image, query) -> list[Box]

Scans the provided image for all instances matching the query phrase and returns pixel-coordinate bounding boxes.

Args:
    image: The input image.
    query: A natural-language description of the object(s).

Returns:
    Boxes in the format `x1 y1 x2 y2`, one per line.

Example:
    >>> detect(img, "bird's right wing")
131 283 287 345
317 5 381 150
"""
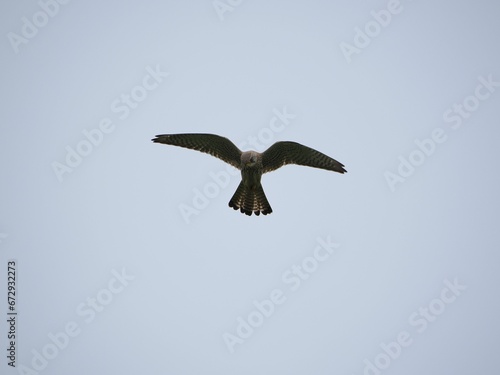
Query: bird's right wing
261 141 347 174
152 133 242 169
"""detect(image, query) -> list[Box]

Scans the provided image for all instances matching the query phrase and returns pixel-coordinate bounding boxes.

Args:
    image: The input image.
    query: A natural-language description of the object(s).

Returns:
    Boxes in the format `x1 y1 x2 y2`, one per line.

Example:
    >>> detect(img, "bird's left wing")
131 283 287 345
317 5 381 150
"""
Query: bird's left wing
152 133 242 169
261 141 347 174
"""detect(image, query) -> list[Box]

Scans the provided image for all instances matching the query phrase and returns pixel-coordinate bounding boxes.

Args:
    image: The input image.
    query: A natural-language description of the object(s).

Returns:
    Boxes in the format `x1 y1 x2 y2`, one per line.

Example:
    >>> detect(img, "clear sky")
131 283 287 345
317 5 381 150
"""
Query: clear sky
1 1 499 374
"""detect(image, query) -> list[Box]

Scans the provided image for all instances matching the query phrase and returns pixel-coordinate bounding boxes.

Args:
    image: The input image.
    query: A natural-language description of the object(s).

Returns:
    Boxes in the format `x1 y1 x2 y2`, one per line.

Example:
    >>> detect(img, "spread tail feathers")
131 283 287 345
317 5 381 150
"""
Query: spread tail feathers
228 182 272 216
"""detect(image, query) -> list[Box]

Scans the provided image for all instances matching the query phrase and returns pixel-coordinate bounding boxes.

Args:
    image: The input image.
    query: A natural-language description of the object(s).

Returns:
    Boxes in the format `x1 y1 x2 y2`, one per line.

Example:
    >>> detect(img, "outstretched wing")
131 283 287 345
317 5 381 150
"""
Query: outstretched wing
261 141 347 174
152 133 242 169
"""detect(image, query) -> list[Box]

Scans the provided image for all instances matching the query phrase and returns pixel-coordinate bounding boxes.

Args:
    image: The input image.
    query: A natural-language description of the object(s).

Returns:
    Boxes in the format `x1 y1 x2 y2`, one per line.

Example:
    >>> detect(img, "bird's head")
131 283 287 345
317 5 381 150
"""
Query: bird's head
242 152 258 167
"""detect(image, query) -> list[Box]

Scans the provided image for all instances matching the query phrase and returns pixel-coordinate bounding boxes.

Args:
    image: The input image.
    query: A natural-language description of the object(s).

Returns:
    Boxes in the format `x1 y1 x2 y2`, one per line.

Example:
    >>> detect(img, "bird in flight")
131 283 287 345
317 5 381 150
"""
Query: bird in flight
152 133 346 216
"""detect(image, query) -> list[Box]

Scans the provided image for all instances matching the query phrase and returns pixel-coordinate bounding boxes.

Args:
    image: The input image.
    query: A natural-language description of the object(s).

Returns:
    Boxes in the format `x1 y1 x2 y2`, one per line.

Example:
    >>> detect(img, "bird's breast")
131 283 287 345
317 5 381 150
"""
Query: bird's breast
241 166 262 188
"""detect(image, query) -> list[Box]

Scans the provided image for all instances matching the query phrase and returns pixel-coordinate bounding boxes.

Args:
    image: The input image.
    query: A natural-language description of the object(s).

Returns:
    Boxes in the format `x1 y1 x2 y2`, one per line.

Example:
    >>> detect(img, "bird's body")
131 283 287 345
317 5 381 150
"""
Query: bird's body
152 133 346 216
230 151 271 215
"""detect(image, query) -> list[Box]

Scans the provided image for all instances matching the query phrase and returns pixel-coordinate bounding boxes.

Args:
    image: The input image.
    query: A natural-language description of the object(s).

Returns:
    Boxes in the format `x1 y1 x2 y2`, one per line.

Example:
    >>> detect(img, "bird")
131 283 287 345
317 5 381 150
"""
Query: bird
152 133 346 216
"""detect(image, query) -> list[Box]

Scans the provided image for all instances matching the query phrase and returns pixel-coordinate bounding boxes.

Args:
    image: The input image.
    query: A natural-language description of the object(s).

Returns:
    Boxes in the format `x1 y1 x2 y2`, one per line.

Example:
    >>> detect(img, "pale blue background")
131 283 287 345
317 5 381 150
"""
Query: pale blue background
1 1 499 374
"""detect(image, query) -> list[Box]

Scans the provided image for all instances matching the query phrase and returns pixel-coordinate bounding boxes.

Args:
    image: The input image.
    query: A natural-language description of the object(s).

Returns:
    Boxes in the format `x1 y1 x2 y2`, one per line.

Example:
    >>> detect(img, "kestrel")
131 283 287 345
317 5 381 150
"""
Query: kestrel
152 133 346 216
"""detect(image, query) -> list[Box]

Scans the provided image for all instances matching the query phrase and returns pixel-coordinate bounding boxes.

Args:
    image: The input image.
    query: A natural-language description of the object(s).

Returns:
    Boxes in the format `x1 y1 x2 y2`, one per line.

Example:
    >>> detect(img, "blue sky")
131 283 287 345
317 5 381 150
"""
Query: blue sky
1 1 499 374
